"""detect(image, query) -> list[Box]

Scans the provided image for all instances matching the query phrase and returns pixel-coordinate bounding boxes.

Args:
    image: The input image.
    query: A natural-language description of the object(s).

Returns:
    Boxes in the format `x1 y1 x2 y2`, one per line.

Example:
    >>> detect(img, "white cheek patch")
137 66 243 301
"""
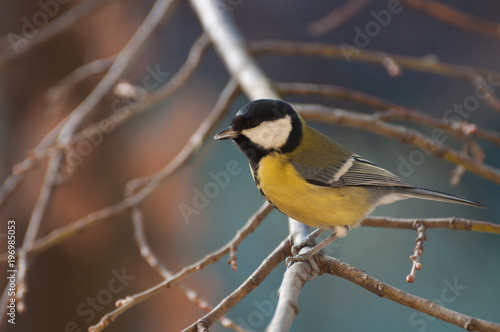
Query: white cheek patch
242 115 292 150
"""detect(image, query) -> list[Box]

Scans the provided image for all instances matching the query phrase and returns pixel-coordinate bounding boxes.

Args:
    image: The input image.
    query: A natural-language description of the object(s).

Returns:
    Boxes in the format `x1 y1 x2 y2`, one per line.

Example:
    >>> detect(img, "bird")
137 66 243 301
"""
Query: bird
214 99 483 272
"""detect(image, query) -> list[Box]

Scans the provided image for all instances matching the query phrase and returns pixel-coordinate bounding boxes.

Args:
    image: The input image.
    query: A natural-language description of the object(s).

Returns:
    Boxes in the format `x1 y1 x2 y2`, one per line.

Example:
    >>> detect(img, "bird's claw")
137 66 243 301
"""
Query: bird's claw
291 237 317 256
286 250 321 279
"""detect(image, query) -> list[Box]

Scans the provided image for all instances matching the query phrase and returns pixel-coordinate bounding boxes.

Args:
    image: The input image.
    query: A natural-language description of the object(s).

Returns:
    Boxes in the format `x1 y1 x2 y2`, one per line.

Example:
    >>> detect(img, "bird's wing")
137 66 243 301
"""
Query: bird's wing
293 155 414 188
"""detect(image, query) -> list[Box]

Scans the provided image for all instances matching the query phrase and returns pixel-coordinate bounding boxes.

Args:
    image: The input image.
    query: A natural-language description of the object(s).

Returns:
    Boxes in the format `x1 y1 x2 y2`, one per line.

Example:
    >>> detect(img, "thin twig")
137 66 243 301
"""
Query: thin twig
182 238 291 332
0 119 64 208
406 222 427 283
295 103 500 184
362 216 500 234
45 56 115 113
319 255 500 332
89 202 273 332
0 0 114 70
131 207 248 331
401 0 500 40
14 153 63 313
308 0 372 36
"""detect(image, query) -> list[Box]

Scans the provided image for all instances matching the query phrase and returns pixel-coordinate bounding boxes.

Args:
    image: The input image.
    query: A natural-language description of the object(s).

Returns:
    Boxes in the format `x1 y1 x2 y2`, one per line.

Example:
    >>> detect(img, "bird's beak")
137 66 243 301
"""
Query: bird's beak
214 126 239 140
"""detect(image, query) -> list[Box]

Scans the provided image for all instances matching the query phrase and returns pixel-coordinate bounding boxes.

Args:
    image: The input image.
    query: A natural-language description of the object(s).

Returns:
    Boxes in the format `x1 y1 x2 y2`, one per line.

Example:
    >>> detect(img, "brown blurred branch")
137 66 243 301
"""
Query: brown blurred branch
401 0 500 40
0 78 238 264
296 103 500 184
0 0 114 70
46 56 115 111
319 255 500 332
308 0 372 36
89 202 273 332
7 0 182 317
362 216 500 234
56 0 181 147
249 40 500 80
0 32 210 209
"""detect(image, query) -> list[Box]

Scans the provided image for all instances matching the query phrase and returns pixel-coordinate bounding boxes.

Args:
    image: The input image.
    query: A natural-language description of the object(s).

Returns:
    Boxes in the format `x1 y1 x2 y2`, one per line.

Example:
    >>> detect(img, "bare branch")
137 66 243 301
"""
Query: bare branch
182 238 291 332
406 222 426 283
308 0 372 36
401 0 500 40
362 216 500 234
319 256 500 332
131 207 248 331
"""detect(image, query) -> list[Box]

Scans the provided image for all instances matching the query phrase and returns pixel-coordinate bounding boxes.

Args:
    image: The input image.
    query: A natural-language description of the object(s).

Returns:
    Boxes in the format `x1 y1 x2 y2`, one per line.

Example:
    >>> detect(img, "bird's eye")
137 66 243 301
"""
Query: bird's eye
248 119 259 128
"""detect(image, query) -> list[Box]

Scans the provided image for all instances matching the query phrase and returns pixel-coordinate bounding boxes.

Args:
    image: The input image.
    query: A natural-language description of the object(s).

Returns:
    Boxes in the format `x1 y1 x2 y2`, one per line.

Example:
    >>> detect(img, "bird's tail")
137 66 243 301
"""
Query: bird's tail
403 187 485 208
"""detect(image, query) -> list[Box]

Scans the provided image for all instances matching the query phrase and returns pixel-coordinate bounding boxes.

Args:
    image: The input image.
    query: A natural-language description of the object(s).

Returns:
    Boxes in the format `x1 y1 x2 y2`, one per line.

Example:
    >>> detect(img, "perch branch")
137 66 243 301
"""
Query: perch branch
266 218 313 332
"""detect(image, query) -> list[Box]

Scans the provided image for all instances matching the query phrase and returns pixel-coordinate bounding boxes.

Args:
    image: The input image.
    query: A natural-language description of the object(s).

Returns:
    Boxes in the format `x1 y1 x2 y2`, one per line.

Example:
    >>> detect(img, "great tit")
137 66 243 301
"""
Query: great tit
214 99 483 266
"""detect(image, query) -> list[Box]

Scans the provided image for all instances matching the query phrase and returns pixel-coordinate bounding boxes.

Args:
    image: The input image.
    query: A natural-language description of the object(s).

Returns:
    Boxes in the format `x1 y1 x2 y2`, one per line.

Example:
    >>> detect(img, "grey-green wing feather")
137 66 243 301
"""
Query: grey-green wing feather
293 155 414 188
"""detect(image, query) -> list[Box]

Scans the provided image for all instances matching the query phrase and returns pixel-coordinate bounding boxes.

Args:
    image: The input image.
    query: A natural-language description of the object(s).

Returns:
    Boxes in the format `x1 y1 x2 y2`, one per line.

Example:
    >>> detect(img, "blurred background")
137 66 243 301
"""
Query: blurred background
0 0 499 331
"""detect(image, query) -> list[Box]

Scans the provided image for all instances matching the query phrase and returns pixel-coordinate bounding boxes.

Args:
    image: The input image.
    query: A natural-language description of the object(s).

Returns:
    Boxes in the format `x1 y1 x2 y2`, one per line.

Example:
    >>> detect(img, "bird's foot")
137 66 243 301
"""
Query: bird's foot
291 228 324 255
286 249 322 279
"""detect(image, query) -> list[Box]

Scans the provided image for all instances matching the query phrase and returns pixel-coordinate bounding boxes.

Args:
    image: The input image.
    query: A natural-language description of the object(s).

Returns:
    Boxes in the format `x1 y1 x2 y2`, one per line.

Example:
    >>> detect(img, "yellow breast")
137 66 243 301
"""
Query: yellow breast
256 153 372 229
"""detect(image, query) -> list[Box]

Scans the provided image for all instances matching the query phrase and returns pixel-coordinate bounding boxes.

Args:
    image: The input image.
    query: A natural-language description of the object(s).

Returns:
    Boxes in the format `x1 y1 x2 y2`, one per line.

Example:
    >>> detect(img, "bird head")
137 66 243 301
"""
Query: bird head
214 100 302 162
